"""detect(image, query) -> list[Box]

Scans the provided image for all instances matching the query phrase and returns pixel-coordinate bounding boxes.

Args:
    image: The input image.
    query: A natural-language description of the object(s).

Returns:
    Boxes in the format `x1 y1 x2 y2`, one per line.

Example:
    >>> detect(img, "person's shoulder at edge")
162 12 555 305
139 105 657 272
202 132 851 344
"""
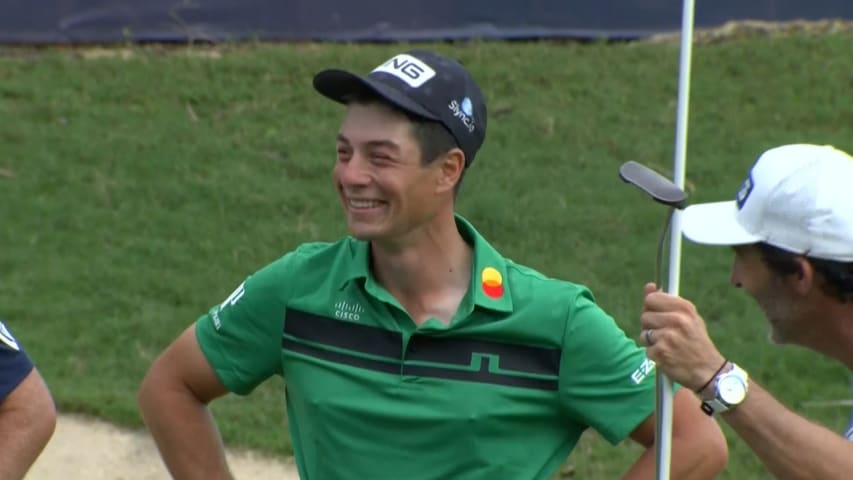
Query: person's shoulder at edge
503 257 597 303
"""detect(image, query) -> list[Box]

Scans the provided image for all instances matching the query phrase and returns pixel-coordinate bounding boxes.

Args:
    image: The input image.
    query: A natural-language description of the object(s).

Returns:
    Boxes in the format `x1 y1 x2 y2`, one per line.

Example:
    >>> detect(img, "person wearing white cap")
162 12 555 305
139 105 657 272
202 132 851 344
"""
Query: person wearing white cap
639 143 853 478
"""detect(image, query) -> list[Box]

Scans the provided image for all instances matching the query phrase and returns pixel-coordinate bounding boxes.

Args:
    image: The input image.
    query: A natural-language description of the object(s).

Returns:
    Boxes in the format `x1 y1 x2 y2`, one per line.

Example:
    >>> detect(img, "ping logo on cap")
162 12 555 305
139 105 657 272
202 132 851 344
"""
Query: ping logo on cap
481 267 503 298
736 173 754 210
372 54 436 88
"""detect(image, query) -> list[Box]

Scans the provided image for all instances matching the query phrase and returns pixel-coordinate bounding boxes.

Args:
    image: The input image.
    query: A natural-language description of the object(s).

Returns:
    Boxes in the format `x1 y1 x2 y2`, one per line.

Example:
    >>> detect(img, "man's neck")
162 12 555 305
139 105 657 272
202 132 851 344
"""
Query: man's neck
806 299 853 371
369 213 473 323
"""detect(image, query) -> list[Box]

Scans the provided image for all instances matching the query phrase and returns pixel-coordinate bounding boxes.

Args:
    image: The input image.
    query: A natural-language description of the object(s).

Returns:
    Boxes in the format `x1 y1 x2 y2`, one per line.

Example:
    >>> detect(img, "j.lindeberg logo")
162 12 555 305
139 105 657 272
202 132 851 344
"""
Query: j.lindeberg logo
334 300 364 321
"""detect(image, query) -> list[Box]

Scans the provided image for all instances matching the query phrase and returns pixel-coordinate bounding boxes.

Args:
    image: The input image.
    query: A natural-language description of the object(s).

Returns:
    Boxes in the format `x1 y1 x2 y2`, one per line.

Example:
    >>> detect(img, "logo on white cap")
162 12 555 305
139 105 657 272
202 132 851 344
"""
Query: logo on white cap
372 54 436 88
735 174 753 209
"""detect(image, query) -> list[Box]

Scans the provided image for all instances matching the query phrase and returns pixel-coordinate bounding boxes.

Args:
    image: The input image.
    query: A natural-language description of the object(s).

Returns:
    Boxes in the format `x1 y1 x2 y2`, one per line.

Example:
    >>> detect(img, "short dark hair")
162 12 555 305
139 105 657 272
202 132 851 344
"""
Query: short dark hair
757 243 853 303
341 91 466 192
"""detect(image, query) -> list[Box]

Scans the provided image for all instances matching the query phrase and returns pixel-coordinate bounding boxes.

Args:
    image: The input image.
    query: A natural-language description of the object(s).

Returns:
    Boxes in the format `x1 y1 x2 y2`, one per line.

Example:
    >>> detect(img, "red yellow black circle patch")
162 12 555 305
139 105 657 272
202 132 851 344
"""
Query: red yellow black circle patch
481 267 503 298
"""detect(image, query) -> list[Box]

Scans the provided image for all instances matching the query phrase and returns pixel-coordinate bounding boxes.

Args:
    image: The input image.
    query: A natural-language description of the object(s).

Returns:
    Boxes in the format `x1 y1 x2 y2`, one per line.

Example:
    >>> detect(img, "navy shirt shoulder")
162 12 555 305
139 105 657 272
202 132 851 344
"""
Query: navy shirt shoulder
0 321 34 401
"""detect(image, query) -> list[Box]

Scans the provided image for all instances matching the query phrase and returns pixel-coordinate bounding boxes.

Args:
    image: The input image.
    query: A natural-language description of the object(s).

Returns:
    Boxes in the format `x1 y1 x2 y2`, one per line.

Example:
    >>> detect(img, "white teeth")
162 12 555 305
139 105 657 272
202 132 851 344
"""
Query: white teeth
348 199 382 209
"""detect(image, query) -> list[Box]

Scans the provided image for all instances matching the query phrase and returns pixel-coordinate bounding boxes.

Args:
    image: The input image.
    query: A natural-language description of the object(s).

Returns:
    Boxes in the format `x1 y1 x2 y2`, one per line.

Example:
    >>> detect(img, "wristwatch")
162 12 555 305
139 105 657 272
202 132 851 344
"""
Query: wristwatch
700 362 749 416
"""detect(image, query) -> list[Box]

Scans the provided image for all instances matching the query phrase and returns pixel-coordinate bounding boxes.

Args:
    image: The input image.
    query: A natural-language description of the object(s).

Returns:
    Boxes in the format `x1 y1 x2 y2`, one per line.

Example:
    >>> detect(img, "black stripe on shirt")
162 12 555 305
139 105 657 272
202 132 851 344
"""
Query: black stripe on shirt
282 308 560 390
283 308 401 358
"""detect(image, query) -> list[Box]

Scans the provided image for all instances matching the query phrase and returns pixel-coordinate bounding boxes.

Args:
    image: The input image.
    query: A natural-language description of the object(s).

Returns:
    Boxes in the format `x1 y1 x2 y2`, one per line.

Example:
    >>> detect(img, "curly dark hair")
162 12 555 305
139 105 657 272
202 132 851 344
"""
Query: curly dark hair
758 243 853 303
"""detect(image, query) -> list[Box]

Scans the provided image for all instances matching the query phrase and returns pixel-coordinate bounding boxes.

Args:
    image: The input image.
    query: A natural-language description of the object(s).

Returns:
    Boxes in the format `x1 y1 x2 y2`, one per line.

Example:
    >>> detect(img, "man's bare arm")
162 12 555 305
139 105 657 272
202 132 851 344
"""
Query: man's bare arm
137 326 232 480
623 388 728 479
640 283 853 479
722 380 853 480
0 368 57 480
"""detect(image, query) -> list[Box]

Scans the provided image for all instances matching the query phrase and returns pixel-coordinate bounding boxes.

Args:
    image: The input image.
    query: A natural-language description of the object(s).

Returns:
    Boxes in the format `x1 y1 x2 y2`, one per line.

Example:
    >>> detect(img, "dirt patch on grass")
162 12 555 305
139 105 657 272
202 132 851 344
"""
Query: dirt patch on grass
27 414 299 480
642 18 853 44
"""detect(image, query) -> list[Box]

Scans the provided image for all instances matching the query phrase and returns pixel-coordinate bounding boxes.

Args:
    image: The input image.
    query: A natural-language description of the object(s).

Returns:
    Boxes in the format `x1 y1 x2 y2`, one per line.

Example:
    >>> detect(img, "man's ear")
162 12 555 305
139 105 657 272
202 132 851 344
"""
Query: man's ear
435 148 465 194
791 257 816 296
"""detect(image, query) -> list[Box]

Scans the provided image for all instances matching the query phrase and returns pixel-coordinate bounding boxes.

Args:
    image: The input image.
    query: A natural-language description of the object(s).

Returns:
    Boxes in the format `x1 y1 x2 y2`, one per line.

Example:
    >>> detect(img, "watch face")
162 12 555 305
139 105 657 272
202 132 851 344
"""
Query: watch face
718 375 747 405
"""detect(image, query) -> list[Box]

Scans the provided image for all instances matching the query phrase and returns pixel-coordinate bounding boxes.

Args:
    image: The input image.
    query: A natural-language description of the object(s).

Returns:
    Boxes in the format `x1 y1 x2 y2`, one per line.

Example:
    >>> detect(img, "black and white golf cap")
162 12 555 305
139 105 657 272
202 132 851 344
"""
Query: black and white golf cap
313 49 487 167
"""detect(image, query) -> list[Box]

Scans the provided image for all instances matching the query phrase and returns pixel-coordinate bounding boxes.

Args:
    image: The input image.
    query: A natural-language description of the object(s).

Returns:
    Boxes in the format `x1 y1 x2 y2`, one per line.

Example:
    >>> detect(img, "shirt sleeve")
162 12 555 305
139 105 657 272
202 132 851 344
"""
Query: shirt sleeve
0 321 34 401
557 288 660 445
195 253 297 396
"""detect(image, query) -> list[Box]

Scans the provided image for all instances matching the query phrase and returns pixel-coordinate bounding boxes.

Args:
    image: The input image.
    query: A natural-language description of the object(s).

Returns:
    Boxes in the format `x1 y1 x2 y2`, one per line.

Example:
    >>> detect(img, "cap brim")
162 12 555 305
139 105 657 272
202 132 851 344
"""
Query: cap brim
313 69 438 120
681 201 762 246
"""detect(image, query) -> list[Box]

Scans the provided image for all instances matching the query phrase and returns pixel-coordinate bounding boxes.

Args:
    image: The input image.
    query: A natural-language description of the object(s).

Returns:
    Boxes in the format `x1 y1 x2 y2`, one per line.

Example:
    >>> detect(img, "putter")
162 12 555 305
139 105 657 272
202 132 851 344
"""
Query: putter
618 161 687 289
619 160 690 480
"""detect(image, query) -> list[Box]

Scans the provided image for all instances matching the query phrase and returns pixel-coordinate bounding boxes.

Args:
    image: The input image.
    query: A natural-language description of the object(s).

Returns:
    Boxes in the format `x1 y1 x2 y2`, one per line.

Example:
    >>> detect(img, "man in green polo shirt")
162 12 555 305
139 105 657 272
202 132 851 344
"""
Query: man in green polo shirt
138 49 727 479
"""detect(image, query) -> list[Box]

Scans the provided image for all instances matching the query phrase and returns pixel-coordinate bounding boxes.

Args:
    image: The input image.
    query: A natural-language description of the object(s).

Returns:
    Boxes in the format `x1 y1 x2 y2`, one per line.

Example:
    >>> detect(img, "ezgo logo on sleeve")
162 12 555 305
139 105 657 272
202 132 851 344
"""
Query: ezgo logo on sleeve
372 54 436 88
630 358 656 384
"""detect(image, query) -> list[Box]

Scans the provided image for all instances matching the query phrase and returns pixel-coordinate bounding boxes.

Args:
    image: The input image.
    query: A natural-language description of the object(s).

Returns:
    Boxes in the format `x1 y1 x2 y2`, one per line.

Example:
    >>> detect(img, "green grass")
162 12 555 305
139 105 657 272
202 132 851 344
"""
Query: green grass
1 34 853 478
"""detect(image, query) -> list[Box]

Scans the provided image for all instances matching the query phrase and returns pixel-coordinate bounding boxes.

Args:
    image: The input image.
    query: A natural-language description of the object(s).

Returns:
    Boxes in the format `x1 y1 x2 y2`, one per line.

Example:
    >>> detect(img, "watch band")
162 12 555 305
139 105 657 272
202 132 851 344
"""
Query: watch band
700 362 748 417
701 397 730 416
699 361 732 400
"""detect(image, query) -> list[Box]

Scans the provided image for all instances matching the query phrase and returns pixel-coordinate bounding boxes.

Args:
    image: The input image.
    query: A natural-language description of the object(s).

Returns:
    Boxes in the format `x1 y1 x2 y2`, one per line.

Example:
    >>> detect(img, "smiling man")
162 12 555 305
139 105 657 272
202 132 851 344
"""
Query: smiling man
138 49 726 480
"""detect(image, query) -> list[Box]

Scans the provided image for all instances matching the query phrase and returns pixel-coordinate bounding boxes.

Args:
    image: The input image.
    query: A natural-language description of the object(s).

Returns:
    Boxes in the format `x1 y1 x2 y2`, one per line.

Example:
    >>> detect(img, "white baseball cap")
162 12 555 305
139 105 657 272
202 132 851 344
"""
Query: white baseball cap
681 143 853 261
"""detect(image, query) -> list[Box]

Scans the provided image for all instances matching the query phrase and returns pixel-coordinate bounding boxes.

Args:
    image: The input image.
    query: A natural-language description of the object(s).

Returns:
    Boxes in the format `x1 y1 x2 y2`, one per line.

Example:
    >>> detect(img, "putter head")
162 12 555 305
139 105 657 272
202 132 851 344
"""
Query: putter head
618 161 687 209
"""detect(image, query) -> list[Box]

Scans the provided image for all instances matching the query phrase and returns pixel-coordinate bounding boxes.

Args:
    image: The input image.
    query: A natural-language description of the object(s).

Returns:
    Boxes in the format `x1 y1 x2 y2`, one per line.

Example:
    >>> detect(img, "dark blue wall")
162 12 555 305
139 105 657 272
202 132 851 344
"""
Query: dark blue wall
2 0 851 44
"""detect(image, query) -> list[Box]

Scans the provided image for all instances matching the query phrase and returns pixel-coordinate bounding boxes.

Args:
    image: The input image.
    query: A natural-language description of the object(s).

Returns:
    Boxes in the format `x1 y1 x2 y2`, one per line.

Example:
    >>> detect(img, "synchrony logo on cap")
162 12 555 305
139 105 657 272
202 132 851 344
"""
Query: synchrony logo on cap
448 96 476 133
481 267 503 298
372 54 436 88
735 173 754 210
461 98 473 116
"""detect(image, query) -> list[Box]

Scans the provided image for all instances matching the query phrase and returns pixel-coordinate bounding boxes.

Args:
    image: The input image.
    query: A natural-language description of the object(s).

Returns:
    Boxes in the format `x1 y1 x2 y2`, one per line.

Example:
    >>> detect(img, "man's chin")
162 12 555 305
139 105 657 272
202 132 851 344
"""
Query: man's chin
767 325 789 345
349 231 379 241
346 222 384 241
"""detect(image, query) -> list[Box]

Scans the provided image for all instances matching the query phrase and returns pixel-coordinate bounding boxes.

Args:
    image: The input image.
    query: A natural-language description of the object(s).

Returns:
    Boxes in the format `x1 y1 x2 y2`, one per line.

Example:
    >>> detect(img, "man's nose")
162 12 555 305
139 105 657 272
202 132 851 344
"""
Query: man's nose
338 153 371 186
730 267 742 289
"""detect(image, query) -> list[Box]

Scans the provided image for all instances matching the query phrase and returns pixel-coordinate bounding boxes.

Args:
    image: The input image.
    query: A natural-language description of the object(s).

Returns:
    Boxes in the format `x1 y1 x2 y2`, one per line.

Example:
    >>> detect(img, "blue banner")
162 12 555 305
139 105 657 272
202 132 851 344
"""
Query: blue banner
1 0 851 44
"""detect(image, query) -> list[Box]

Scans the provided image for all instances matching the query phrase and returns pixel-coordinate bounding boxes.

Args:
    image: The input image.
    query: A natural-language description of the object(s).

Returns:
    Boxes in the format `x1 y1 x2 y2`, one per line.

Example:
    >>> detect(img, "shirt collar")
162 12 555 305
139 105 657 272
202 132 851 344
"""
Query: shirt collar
338 214 514 313
456 215 514 313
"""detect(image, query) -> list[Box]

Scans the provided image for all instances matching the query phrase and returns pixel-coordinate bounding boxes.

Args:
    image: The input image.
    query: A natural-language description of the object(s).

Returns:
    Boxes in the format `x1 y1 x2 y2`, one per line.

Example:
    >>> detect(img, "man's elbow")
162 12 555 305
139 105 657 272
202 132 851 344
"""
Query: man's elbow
703 422 729 475
137 359 167 417
677 415 729 477
19 371 58 452
670 391 729 477
33 396 58 452
137 354 193 419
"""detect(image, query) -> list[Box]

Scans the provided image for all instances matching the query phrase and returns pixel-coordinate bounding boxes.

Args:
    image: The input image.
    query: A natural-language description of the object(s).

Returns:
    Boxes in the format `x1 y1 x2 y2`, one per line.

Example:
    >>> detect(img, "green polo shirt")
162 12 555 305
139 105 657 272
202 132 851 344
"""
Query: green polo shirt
196 215 657 480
